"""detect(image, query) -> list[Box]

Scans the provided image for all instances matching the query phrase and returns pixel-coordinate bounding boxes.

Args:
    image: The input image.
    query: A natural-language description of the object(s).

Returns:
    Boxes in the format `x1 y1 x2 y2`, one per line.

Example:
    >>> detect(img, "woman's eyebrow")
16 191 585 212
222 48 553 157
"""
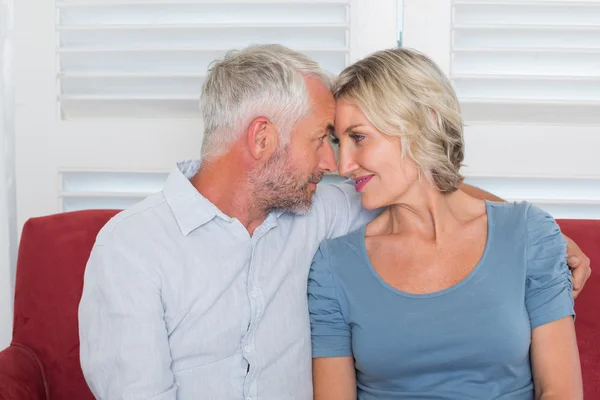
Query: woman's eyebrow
344 124 363 134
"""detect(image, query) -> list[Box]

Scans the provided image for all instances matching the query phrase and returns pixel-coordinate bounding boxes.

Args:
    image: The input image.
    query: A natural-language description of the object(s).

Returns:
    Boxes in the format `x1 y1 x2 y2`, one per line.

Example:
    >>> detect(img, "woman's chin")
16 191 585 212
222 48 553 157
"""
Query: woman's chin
360 195 385 211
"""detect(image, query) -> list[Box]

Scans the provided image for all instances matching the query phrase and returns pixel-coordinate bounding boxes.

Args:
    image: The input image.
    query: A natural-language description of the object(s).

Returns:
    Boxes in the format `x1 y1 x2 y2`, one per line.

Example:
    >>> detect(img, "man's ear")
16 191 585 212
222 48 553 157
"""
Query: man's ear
247 116 279 160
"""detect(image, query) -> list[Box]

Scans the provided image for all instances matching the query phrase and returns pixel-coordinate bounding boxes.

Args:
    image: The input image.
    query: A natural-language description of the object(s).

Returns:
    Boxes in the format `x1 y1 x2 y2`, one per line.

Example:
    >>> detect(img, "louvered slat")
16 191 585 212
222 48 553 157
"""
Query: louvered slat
451 0 600 124
463 175 600 219
56 0 350 119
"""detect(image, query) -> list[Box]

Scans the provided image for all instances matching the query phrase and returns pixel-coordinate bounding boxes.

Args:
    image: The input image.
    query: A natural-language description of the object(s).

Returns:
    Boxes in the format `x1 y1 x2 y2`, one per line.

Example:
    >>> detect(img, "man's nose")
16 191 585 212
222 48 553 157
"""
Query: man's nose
319 141 338 173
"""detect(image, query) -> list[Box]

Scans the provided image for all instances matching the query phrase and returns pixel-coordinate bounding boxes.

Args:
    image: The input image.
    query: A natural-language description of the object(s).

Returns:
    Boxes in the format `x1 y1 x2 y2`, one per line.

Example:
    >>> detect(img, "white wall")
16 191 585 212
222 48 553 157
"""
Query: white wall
0 123 14 351
0 0 16 349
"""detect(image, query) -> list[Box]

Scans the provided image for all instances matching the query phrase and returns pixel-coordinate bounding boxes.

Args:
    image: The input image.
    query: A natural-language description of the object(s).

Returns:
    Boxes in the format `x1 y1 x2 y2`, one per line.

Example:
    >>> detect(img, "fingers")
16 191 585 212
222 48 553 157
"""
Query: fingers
569 254 591 300
567 256 581 268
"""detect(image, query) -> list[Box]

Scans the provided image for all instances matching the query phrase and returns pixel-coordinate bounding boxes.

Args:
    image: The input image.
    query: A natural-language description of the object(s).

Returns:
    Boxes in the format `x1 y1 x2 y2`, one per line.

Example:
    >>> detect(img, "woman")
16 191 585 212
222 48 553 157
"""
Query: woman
308 48 582 399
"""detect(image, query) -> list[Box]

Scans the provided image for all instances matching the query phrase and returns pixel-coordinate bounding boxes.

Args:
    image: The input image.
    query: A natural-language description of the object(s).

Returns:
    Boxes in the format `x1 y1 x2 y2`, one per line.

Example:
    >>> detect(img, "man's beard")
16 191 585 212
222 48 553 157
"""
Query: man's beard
249 146 323 215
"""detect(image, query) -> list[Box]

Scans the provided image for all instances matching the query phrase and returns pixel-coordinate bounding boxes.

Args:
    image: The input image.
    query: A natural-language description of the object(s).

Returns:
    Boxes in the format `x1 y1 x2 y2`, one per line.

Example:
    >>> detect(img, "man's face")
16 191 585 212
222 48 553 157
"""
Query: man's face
250 77 337 215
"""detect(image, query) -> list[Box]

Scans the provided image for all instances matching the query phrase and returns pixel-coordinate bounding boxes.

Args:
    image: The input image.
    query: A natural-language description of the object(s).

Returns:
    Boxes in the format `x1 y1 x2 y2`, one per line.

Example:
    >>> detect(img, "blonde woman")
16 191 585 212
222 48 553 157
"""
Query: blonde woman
308 48 583 399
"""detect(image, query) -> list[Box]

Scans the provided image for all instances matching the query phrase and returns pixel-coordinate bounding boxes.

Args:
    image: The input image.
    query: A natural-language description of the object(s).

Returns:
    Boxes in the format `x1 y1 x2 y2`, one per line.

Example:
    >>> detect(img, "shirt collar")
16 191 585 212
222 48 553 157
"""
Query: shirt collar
163 160 229 236
163 160 286 236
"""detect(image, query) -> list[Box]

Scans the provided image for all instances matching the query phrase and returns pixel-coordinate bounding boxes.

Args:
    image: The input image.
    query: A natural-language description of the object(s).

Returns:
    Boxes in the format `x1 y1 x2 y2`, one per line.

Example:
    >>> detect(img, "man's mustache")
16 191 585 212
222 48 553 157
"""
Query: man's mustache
308 172 324 184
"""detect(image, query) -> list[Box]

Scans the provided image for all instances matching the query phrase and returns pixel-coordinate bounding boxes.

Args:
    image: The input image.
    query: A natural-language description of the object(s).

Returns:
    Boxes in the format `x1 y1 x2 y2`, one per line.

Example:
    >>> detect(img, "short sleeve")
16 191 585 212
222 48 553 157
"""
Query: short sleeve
307 242 352 358
525 204 575 329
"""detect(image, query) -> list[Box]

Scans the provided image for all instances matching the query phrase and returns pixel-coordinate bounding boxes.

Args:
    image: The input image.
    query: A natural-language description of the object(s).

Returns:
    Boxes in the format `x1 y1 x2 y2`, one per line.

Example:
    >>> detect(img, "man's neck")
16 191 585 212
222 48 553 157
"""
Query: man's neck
190 155 268 235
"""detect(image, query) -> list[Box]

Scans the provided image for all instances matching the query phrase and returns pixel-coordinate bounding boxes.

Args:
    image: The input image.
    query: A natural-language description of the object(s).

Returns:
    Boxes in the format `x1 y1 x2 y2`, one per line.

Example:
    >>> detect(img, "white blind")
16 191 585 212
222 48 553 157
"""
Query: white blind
58 170 347 212
56 0 350 119
451 0 600 124
59 170 169 211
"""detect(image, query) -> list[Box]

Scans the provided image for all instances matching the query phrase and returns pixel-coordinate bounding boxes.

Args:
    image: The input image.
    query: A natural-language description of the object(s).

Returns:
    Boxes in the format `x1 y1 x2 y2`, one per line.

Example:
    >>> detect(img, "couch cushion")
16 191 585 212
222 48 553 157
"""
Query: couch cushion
0 345 47 400
557 219 600 400
12 210 119 400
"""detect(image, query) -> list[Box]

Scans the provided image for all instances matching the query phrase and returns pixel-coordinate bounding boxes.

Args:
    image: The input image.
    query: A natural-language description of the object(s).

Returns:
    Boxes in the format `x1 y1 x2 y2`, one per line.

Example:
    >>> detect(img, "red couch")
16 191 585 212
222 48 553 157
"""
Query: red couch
0 210 598 399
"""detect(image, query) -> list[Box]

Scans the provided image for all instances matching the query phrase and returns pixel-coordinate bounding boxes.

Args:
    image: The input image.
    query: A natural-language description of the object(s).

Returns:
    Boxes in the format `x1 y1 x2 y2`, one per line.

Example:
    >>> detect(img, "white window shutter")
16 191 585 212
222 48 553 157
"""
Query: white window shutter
56 0 351 119
15 0 397 227
403 0 600 219
451 0 600 125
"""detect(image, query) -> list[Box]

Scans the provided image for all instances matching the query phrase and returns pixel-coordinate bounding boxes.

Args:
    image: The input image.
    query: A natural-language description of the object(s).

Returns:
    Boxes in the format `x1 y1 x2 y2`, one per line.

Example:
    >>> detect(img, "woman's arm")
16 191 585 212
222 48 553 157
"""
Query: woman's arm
531 316 582 400
313 357 356 400
525 204 583 399
308 243 356 399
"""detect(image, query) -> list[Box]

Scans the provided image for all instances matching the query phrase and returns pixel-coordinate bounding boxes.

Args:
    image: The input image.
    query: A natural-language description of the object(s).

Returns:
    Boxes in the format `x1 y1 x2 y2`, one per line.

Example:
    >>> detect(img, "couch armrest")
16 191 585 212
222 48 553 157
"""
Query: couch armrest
0 345 47 400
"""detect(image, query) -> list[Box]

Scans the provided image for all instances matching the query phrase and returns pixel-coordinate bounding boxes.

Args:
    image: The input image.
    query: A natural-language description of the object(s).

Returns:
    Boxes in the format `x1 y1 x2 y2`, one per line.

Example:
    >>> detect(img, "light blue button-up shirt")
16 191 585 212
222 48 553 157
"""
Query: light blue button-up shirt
79 160 376 400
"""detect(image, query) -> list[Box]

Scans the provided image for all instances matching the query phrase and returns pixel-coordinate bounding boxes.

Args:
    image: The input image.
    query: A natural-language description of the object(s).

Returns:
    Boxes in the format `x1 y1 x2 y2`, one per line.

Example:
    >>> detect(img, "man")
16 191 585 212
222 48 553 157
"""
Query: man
78 44 591 400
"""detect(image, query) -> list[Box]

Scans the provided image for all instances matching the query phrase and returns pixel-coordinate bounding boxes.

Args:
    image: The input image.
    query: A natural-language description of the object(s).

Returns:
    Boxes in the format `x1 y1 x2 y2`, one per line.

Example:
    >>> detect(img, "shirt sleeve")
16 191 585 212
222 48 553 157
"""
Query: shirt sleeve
307 242 352 358
315 181 381 239
525 204 575 329
78 235 177 400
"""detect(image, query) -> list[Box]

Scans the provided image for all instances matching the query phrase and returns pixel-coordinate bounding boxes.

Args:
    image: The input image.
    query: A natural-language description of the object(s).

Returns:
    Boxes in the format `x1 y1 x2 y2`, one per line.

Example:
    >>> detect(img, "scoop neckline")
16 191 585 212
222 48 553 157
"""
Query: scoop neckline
358 200 493 299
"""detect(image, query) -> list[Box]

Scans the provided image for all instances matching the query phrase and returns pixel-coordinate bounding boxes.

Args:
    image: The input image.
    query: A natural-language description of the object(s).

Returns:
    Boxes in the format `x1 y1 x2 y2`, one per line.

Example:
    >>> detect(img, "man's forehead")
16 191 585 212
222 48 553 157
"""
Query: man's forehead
306 95 335 126
305 76 334 102
314 92 335 115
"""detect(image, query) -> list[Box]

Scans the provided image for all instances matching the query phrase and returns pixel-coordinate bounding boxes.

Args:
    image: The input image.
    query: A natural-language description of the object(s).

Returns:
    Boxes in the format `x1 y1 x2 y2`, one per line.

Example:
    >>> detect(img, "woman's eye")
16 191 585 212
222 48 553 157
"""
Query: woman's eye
329 134 340 146
350 133 365 143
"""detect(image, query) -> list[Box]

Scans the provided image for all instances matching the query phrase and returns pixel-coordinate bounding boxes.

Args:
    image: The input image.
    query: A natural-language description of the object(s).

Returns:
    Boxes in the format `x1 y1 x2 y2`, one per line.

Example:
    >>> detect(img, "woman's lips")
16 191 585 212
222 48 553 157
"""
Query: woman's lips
354 175 374 192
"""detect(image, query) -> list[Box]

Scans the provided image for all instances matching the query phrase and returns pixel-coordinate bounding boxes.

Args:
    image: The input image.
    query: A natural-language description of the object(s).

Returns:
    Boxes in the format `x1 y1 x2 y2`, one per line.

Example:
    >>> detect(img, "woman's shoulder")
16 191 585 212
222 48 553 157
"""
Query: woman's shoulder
487 201 564 258
486 200 557 230
320 225 366 256
486 199 528 218
313 226 368 279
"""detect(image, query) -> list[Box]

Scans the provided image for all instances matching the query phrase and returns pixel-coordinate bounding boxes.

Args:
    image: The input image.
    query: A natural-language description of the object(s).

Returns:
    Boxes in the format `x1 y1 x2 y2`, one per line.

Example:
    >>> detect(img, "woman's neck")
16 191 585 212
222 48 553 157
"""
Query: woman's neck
367 183 484 244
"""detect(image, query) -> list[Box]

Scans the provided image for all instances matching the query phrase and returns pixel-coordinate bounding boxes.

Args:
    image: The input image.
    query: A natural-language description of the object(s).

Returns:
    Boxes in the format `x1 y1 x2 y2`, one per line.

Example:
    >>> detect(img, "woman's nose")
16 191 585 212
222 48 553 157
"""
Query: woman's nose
337 147 358 177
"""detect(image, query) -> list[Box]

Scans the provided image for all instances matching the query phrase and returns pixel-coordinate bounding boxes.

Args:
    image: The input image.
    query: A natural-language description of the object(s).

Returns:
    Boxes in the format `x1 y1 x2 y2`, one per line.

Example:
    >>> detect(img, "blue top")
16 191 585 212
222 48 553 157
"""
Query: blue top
308 201 574 400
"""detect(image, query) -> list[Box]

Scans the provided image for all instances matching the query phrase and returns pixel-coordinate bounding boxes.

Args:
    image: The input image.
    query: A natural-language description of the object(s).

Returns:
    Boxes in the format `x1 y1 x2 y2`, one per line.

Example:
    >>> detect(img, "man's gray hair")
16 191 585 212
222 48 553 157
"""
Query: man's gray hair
200 44 333 159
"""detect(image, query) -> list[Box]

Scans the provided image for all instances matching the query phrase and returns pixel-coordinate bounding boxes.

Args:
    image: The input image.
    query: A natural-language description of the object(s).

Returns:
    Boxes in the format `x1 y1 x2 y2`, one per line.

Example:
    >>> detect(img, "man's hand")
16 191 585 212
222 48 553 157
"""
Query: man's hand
564 234 592 299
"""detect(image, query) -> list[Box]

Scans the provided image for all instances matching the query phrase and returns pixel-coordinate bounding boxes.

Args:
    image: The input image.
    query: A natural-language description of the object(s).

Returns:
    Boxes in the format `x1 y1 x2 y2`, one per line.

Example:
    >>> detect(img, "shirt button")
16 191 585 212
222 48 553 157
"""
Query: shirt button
244 345 252 352
250 289 258 298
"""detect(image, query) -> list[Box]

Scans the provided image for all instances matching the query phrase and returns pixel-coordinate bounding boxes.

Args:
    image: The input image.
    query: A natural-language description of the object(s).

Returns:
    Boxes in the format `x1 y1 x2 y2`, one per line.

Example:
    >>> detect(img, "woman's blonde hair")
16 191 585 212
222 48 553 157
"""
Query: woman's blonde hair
333 48 464 193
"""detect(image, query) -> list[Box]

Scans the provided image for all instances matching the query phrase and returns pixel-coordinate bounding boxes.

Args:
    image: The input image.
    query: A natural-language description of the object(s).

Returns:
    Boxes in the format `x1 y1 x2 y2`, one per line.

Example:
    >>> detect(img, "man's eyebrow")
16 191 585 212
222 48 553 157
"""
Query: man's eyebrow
317 124 335 137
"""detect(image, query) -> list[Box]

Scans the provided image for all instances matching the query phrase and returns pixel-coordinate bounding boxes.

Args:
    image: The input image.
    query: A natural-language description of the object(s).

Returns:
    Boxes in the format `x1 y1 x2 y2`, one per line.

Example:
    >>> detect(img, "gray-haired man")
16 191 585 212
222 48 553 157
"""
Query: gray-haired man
78 44 591 400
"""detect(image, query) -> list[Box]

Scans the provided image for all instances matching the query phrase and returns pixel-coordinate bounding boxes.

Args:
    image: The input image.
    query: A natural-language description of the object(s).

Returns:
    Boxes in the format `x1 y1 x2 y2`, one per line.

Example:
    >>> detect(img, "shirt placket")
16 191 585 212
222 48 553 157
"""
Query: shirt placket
242 221 274 400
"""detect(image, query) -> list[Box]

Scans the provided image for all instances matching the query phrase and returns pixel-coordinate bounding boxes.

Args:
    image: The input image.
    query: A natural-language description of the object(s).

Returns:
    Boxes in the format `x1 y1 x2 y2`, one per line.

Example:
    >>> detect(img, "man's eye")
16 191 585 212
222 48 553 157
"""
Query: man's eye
329 135 340 146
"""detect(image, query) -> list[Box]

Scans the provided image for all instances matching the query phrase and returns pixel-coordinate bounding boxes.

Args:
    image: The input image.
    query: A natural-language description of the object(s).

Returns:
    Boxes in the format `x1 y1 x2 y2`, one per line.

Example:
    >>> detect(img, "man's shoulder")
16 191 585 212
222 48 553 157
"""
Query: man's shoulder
310 181 381 237
95 192 172 245
313 180 360 205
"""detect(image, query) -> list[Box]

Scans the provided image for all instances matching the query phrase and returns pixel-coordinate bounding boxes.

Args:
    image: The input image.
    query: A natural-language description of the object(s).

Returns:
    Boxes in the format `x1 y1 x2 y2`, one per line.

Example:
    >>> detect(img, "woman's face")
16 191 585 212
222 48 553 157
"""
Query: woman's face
333 99 421 210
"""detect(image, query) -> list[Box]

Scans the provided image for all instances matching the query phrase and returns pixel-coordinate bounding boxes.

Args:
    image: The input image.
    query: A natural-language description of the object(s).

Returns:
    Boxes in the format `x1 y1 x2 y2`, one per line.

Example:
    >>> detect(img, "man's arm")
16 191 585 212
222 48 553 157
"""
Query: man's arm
459 183 504 202
79 236 177 400
316 183 381 239
460 183 592 298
